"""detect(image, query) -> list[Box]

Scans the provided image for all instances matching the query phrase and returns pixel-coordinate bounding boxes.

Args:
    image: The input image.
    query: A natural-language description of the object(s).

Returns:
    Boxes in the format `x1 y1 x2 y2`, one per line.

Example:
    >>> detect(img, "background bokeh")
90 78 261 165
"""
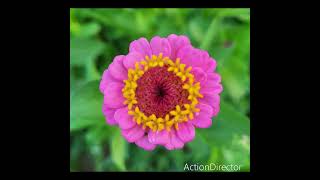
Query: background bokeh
70 8 250 172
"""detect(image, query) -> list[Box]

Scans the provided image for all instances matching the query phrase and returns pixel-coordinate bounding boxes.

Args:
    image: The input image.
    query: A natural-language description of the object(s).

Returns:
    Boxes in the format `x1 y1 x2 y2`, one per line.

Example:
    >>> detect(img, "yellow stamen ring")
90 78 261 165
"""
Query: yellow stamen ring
122 53 203 132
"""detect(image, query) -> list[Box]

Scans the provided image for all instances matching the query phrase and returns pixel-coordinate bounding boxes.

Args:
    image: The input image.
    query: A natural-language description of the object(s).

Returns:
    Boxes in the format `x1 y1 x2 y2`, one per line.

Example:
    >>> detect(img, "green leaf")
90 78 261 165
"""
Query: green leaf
70 9 80 35
79 9 141 38
188 17 206 45
199 100 250 147
85 125 113 171
111 129 127 171
167 150 186 171
207 147 222 164
198 101 250 170
217 24 250 103
70 134 86 170
70 37 104 67
187 135 210 162
76 22 101 38
127 145 153 171
220 66 249 102
217 8 250 20
70 80 104 132
221 134 250 171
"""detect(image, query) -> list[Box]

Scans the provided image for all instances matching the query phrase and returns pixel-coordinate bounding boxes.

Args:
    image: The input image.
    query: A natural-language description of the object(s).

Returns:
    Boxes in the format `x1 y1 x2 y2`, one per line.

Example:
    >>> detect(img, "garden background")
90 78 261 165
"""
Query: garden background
70 8 250 172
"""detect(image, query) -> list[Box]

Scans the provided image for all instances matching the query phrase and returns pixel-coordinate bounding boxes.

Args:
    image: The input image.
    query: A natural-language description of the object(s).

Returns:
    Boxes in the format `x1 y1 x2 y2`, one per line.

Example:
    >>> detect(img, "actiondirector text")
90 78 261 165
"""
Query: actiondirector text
184 163 241 172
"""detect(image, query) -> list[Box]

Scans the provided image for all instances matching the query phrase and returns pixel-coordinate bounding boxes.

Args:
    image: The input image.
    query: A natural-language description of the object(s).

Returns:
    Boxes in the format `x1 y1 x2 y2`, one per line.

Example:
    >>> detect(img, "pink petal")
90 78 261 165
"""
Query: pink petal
121 125 145 143
148 130 169 145
150 36 172 58
164 130 184 150
129 37 152 58
108 55 128 81
99 69 119 93
200 72 223 96
135 135 156 151
177 45 204 69
198 51 217 73
123 52 144 70
106 117 117 125
191 103 213 128
102 104 117 125
212 104 220 117
177 46 216 73
198 72 222 110
176 122 195 143
207 72 221 84
167 34 191 60
200 83 223 95
102 104 116 117
103 82 125 108
199 94 220 116
114 107 136 130
204 57 217 73
192 67 207 85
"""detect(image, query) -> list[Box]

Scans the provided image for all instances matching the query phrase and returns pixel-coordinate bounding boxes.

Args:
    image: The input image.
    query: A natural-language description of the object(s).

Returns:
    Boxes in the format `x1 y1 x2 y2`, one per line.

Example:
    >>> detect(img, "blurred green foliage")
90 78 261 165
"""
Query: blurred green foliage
70 8 250 172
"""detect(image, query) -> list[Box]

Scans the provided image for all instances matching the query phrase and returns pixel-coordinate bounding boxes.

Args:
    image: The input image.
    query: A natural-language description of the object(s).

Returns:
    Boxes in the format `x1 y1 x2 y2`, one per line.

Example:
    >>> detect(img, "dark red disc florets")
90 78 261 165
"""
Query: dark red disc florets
135 66 190 118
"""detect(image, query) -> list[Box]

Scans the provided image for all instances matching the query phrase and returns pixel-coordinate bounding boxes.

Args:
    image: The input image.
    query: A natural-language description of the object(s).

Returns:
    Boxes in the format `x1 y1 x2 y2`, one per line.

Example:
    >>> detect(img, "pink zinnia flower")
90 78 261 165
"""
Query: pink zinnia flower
99 34 223 151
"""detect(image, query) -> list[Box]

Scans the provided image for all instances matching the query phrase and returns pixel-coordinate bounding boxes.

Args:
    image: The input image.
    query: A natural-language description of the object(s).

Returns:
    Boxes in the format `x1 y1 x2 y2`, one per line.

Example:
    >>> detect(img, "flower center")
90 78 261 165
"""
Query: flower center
122 53 203 132
135 66 190 118
156 86 166 97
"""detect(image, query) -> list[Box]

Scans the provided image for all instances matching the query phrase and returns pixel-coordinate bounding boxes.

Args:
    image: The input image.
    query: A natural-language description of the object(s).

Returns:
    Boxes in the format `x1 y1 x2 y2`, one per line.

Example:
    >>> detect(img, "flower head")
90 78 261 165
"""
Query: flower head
100 34 223 150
